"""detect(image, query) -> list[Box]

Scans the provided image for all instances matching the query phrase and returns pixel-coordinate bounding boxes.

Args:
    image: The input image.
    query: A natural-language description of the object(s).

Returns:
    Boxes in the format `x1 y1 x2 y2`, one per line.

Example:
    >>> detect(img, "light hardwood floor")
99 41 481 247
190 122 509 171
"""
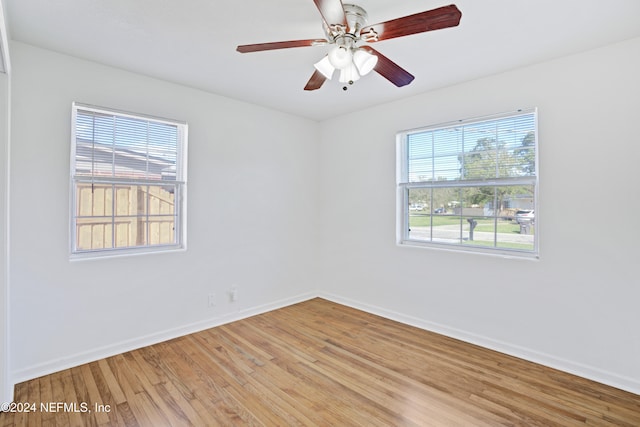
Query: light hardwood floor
2 298 639 426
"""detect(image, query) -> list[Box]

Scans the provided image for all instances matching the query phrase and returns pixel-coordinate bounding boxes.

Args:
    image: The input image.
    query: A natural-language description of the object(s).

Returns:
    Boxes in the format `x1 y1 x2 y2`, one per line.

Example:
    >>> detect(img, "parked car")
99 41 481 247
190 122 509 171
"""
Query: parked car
409 204 424 211
515 209 535 224
434 208 446 214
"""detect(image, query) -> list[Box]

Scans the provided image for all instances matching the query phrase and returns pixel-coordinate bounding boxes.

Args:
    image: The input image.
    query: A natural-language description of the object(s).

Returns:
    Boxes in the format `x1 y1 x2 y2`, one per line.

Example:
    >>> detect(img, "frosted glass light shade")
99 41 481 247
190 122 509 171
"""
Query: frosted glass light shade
339 63 360 83
314 56 335 79
328 46 353 70
353 49 378 76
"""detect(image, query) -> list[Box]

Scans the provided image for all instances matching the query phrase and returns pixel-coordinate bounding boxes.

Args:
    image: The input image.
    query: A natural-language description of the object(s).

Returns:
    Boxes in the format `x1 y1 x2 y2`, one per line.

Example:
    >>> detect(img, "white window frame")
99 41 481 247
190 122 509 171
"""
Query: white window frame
396 108 538 258
70 103 188 259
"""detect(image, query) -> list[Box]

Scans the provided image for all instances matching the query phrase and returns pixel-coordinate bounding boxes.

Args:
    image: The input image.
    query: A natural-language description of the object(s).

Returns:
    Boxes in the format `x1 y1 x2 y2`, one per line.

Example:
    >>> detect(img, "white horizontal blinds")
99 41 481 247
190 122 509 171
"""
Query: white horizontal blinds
407 132 433 182
406 111 536 184
74 109 179 183
408 127 462 182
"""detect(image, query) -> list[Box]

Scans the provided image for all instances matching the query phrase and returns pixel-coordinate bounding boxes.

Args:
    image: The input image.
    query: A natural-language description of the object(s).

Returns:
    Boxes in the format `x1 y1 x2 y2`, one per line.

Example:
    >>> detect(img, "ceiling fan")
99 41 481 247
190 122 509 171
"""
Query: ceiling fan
236 1 462 91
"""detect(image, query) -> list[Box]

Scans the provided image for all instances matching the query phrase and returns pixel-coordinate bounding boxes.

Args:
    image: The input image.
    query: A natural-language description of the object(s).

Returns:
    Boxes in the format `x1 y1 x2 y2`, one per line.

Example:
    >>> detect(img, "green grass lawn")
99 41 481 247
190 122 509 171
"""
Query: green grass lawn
409 214 534 235
408 214 535 251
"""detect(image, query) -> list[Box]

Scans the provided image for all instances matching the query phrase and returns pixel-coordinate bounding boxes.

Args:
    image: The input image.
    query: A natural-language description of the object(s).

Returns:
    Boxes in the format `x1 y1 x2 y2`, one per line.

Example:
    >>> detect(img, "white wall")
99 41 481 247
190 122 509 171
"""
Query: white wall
9 42 321 381
0 0 11 404
1 69 9 403
318 37 640 393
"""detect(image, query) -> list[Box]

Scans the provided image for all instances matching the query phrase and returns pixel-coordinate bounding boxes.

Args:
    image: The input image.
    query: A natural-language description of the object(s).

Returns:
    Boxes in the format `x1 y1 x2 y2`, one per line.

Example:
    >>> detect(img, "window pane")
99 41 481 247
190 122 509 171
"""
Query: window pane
114 217 138 248
75 184 177 250
463 217 495 247
76 184 114 217
144 216 176 245
407 112 536 183
146 185 176 216
491 184 535 220
433 187 458 215
76 217 113 250
74 109 179 181
406 184 536 251
407 132 432 182
496 220 535 251
431 215 462 244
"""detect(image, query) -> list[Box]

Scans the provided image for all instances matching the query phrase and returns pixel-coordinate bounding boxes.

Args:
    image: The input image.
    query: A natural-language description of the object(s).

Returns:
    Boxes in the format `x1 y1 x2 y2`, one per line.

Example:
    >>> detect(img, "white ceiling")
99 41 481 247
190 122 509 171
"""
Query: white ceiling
5 0 640 121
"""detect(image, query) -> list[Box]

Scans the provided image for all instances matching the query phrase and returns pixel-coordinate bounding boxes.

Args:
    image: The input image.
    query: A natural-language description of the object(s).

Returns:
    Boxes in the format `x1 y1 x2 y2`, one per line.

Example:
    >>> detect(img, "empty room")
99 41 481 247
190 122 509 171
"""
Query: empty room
1 0 640 425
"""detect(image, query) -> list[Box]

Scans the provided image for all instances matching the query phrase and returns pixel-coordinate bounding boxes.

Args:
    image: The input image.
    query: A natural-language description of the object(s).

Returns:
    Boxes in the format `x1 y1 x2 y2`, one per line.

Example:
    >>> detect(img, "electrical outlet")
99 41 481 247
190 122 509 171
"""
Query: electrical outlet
230 286 238 302
208 293 216 308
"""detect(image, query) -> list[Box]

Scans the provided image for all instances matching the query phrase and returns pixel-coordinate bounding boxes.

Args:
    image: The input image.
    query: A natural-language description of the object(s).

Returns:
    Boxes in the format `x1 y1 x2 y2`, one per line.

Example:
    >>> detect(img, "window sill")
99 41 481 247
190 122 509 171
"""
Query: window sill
70 245 186 261
397 239 539 260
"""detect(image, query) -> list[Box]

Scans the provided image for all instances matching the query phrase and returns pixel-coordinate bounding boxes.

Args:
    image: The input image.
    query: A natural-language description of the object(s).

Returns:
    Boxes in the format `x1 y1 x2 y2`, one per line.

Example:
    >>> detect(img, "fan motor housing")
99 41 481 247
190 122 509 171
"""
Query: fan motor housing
324 4 369 40
344 4 368 34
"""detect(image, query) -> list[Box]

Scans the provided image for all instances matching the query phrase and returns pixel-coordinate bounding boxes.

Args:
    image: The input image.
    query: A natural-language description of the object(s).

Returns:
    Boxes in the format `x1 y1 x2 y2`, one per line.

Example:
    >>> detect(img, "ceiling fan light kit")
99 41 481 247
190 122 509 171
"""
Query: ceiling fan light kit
314 42 378 86
236 1 462 91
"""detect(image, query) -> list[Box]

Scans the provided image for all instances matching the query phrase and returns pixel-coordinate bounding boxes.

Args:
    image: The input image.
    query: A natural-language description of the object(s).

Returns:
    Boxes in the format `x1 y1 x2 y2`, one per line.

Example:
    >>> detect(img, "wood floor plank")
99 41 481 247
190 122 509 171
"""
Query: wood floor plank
105 355 153 426
126 358 190 426
165 339 249 426
26 376 42 427
97 359 127 405
180 334 266 425
2 298 639 426
60 371 83 427
37 374 54 427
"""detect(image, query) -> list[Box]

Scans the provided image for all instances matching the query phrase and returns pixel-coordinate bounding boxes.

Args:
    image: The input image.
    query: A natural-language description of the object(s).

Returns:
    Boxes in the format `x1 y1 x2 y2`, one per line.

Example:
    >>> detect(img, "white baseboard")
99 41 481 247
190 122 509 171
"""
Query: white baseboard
318 292 640 396
11 291 317 385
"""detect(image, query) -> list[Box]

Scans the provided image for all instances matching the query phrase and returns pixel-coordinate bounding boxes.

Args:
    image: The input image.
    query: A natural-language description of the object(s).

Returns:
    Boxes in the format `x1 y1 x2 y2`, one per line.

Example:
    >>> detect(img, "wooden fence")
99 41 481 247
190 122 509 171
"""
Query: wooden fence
76 184 175 250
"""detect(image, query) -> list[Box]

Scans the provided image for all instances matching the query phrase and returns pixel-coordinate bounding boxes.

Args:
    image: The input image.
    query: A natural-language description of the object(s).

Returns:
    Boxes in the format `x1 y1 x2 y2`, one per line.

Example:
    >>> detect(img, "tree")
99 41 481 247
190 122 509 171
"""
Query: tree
409 179 459 213
458 137 505 208
514 131 535 175
458 133 535 212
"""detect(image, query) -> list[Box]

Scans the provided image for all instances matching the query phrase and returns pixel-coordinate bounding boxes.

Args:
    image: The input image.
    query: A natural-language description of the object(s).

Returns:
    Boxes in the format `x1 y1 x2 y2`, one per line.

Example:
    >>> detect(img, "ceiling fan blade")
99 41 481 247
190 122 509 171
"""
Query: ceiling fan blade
313 0 347 27
361 46 414 87
360 4 461 42
237 39 328 53
304 70 327 91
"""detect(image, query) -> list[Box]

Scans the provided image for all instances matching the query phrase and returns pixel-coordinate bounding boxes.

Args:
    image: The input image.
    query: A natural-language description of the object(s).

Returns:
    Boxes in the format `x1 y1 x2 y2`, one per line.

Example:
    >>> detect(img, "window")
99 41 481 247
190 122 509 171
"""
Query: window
70 103 188 257
397 109 538 257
